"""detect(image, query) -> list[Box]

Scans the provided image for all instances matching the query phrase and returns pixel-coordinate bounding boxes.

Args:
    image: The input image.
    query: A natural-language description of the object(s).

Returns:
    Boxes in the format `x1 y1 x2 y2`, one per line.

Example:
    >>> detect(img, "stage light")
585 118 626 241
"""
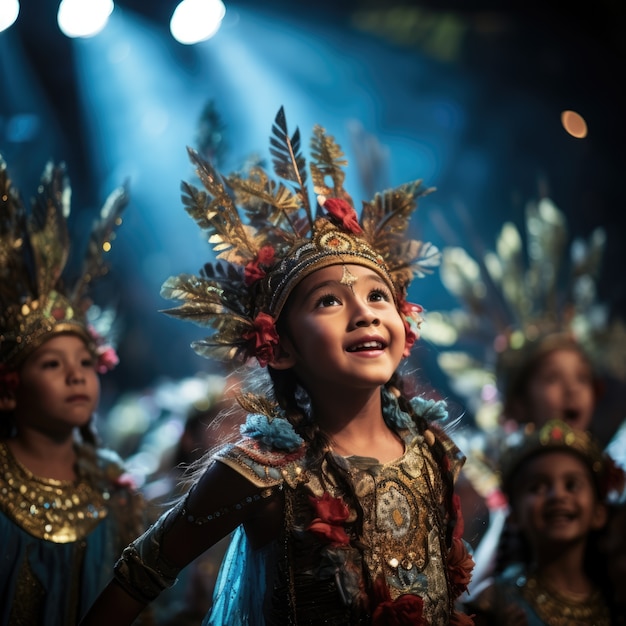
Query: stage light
0 0 20 33
170 0 225 45
57 0 114 39
561 109 588 139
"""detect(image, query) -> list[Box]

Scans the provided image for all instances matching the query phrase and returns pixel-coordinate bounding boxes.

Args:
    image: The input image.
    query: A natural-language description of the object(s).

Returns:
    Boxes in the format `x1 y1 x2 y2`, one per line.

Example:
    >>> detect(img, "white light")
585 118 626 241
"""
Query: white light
57 0 114 39
170 0 226 45
0 0 20 33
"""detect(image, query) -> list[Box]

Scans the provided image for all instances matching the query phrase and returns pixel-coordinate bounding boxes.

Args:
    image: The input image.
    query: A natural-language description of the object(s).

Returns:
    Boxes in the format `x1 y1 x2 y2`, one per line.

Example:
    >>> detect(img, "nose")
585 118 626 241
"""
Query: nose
67 364 86 384
546 481 567 500
352 300 380 328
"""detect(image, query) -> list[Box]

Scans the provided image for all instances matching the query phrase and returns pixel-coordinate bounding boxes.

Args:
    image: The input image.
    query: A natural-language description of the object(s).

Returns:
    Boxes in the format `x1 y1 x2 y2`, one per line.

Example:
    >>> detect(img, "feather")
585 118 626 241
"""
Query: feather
71 182 129 302
269 106 311 221
309 125 348 202
29 162 71 300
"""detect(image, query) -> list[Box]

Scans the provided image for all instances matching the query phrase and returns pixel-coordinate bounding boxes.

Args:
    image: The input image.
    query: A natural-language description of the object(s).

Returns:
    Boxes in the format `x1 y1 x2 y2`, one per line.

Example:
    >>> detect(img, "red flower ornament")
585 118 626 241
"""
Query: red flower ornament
307 492 351 546
399 299 423 354
244 245 276 286
319 197 363 234
372 594 427 626
242 312 280 367
88 326 119 373
447 537 475 599
96 346 119 374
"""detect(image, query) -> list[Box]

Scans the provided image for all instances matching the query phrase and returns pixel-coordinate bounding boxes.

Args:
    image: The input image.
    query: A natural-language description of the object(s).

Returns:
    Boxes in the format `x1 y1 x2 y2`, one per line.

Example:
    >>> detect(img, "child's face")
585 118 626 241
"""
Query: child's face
523 348 595 431
276 264 408 396
511 450 607 553
13 334 100 435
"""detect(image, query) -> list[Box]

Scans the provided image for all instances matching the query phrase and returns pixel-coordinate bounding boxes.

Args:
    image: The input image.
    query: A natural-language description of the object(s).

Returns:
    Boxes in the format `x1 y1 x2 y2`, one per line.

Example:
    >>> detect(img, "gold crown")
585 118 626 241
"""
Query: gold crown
499 419 624 500
0 156 128 369
160 107 440 365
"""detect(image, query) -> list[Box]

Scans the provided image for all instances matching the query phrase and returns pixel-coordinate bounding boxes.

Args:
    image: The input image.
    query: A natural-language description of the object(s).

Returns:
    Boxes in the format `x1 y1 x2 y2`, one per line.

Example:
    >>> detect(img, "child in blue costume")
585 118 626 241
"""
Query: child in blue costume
464 420 625 625
0 157 150 625
80 108 475 626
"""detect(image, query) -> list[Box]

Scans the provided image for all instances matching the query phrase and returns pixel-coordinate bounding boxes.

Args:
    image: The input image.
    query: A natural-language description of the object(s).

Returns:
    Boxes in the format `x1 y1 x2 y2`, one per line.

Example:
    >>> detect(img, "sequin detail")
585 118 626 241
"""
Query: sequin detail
0 441 109 543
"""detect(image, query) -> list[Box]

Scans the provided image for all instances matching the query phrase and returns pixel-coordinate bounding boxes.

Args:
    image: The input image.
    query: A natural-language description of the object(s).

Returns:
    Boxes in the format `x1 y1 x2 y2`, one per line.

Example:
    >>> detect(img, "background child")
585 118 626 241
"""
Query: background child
0 157 149 625
79 108 475 625
463 419 624 625
421 199 626 576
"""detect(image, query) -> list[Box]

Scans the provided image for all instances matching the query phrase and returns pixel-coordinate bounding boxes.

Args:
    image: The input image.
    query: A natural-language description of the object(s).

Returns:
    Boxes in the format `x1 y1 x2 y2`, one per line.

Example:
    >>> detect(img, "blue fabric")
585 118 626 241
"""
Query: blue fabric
0 512 114 625
204 526 276 626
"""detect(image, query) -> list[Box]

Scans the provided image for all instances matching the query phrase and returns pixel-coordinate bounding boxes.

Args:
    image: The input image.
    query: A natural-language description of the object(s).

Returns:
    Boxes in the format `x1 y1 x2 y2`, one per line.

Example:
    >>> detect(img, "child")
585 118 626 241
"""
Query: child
79 108 475 625
0 157 149 625
463 419 625 625
496 331 601 434
422 200 626 569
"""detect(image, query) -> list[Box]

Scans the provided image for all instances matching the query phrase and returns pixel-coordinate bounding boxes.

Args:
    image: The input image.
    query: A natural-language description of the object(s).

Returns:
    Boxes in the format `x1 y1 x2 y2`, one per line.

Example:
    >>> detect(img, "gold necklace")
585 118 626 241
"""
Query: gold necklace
0 441 109 543
521 572 611 626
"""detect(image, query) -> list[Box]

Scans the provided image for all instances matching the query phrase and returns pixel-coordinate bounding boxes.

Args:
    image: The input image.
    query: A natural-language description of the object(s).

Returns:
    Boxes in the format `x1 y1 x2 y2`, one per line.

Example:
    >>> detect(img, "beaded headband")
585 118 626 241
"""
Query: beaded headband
500 420 625 501
160 107 440 366
0 156 128 371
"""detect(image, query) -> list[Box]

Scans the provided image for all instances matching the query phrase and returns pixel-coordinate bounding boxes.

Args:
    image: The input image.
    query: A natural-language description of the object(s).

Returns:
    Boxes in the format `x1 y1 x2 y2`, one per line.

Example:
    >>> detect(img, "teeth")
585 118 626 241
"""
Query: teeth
348 341 383 351
360 341 381 348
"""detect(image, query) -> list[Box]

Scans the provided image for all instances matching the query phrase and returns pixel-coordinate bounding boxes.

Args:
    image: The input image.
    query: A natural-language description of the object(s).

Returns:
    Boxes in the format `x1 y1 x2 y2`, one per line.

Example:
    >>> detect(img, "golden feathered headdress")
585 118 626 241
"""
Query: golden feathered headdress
0 155 128 371
421 196 626 430
500 419 625 502
160 107 440 366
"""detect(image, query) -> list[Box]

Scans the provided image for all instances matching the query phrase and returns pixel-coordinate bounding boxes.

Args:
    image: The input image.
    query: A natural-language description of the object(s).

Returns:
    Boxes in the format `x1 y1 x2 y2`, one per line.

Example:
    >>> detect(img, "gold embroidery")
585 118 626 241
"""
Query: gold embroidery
0 442 108 543
521 574 611 626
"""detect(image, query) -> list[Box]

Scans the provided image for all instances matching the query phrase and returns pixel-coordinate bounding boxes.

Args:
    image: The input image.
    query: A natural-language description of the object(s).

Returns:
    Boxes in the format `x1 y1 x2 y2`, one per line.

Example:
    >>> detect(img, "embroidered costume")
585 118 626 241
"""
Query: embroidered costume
0 156 148 624
113 392 469 625
0 442 146 625
105 108 474 625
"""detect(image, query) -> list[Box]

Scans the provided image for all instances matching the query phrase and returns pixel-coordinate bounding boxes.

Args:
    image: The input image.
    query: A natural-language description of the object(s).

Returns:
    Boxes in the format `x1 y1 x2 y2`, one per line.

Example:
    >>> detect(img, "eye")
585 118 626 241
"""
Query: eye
41 359 60 369
526 478 548 495
368 288 391 303
81 356 96 368
565 476 585 493
315 292 341 308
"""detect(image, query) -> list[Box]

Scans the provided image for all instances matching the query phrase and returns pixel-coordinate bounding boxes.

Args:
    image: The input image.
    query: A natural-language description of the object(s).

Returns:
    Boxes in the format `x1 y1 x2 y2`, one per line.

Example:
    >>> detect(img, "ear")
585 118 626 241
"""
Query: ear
0 394 17 411
591 501 609 531
402 338 413 358
267 336 297 370
402 327 417 358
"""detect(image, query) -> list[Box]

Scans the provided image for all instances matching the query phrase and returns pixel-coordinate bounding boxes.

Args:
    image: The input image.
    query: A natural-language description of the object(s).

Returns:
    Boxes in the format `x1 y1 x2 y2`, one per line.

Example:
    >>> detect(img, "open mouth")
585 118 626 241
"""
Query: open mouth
562 408 580 422
544 509 576 523
346 341 384 352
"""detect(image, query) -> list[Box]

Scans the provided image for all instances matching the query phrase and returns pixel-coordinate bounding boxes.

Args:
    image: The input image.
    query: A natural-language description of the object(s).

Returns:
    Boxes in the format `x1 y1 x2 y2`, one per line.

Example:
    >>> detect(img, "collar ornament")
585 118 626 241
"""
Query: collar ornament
0 441 109 543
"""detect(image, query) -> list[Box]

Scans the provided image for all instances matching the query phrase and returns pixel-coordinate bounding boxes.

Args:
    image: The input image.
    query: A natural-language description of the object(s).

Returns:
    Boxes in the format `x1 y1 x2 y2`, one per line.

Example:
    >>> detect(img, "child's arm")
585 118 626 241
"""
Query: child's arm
80 459 280 625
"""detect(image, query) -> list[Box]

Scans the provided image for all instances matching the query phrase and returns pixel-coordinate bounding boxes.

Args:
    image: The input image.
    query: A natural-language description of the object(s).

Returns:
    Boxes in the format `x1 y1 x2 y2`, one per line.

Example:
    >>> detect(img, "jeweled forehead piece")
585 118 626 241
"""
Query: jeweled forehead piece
340 266 358 290
265 217 396 318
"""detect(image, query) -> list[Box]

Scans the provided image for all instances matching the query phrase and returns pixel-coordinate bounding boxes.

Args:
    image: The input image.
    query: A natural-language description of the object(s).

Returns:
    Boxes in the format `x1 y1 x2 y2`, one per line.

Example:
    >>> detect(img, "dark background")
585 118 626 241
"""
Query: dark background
2 1 625 435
